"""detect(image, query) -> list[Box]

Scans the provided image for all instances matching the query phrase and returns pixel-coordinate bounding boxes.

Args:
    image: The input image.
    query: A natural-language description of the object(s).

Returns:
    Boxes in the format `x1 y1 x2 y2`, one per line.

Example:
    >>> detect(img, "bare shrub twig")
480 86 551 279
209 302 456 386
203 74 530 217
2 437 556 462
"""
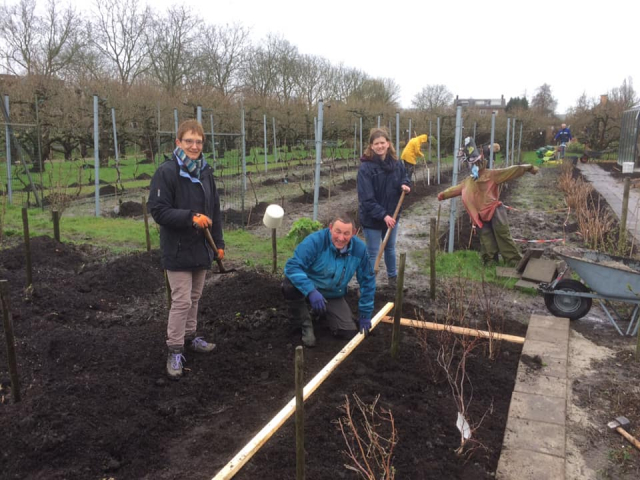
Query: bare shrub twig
337 394 398 479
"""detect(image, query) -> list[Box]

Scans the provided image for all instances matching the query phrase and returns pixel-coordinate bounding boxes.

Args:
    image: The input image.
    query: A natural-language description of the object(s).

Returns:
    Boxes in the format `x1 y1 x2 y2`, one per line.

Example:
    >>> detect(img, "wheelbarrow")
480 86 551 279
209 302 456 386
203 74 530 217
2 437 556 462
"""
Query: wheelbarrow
538 246 640 336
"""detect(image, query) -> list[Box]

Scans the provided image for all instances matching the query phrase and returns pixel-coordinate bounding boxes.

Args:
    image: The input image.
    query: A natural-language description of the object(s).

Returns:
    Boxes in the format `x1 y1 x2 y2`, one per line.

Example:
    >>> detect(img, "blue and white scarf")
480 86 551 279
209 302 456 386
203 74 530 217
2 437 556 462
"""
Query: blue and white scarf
174 147 203 179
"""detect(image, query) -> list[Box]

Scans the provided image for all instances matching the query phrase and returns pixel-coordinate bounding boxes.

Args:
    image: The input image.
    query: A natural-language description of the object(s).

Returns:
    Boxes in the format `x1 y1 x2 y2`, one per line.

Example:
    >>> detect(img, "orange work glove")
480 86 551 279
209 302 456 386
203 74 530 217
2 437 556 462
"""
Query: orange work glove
192 213 212 229
217 248 224 260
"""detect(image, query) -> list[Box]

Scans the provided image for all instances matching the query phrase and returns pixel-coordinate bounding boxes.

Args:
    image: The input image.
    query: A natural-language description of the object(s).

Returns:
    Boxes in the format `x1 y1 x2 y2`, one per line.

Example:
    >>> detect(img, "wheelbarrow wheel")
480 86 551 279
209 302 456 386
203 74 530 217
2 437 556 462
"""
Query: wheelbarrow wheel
544 279 592 320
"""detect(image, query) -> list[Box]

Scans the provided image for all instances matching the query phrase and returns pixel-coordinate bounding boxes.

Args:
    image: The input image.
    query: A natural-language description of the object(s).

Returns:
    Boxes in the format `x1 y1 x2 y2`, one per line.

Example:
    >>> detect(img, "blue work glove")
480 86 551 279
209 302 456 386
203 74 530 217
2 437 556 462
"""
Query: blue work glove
308 289 327 313
359 317 372 337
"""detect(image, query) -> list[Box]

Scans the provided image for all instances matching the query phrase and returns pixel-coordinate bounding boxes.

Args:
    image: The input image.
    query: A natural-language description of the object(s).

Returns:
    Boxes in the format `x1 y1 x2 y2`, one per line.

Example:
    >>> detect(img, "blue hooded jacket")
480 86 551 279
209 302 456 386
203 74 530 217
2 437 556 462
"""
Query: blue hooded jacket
357 154 411 230
284 228 376 319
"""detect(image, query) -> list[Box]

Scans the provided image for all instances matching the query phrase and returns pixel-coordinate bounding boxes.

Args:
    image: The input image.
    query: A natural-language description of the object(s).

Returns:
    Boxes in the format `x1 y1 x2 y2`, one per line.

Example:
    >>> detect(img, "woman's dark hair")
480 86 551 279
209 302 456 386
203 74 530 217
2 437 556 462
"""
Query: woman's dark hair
363 127 397 160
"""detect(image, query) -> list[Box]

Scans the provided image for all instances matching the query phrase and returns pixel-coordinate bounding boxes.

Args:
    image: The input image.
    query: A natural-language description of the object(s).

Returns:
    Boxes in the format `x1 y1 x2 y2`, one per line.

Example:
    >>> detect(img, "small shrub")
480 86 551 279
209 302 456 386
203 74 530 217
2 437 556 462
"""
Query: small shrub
286 217 323 244
567 141 585 154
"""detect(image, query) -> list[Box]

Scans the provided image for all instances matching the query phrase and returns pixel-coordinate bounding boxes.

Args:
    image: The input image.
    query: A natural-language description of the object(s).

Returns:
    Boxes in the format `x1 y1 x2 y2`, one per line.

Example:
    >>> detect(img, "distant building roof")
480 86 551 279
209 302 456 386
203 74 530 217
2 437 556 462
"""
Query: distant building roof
454 95 506 109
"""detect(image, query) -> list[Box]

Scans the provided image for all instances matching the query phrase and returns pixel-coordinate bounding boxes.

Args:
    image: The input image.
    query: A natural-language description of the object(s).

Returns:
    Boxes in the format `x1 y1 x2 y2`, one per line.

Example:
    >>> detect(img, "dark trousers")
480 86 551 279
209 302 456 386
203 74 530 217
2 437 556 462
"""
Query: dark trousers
282 277 356 332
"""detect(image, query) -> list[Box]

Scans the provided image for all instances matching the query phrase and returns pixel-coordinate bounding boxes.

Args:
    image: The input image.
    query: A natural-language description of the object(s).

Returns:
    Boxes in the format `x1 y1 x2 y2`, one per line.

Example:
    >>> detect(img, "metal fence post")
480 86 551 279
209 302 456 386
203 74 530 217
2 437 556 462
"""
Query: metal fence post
4 94 12 204
448 107 463 253
93 95 100 216
313 100 324 222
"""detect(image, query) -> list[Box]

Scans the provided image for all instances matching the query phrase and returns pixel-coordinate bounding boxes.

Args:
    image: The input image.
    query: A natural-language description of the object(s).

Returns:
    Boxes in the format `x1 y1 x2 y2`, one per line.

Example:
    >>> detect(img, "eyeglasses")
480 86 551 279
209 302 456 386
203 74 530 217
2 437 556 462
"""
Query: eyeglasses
181 138 203 147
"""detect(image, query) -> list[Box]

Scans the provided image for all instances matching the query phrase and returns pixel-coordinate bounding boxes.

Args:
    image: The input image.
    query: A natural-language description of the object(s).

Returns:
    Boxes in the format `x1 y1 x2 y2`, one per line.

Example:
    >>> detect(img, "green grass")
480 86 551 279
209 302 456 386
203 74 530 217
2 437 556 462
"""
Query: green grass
1 203 298 266
411 248 537 292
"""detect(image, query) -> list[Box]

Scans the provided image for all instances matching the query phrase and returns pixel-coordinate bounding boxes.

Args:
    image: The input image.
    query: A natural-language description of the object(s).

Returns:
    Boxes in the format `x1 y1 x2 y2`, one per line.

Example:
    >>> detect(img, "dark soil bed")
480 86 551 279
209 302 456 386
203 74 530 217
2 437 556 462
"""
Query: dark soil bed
0 236 522 479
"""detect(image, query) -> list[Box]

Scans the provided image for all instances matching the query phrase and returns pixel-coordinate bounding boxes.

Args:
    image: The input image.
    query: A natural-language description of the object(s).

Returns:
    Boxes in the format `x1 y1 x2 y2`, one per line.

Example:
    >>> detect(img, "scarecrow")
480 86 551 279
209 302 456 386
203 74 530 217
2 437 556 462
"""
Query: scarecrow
437 137 539 265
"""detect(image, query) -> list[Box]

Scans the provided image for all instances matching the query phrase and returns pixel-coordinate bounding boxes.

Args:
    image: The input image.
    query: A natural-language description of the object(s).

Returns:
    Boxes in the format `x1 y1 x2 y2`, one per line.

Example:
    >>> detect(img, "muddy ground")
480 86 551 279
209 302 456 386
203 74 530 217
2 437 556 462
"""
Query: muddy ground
1 159 639 479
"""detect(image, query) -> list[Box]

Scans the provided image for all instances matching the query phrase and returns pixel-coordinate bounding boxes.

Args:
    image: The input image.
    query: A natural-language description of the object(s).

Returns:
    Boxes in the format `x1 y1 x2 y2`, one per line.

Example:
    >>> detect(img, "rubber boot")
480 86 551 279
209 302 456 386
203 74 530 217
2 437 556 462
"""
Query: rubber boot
288 298 316 347
479 230 500 265
493 224 522 266
300 316 316 348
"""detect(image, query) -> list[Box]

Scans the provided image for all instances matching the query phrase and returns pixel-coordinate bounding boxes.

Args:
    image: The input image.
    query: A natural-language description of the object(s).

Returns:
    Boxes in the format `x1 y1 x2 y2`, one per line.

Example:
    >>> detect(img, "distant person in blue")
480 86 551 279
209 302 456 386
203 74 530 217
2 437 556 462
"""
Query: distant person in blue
554 123 573 159
282 213 376 347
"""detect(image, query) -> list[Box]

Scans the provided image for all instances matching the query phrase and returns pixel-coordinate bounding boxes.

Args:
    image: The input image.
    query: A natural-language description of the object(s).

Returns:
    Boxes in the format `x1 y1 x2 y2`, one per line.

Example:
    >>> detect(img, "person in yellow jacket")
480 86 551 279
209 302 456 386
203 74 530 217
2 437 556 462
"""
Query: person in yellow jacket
437 137 539 266
400 134 430 180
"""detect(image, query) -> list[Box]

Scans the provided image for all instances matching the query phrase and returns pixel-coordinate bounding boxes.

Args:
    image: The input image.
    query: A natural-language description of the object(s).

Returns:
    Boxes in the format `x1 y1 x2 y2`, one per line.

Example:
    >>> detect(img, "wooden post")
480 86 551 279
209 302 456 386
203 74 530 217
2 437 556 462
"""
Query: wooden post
272 228 277 274
430 218 437 300
390 253 406 358
211 302 395 480
164 270 172 309
295 346 305 480
52 210 60 242
436 204 441 252
381 316 526 344
21 208 32 288
142 196 151 253
0 280 21 402
620 177 630 251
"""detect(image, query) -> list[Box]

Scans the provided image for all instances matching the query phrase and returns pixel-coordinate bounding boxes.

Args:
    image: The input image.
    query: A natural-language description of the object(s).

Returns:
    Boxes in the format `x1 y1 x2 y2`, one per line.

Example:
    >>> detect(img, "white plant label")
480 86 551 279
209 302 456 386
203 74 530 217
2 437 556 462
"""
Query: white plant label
456 412 471 440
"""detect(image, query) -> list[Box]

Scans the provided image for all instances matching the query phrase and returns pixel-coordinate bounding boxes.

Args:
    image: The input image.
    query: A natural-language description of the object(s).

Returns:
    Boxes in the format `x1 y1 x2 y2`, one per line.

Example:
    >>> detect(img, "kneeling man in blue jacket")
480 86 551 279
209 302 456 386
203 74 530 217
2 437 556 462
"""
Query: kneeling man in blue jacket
282 213 376 347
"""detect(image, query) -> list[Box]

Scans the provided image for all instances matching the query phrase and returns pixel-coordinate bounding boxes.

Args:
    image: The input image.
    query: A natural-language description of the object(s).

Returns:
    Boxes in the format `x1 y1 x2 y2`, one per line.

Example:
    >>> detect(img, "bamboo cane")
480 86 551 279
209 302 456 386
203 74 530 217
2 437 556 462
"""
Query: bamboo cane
380 316 525 344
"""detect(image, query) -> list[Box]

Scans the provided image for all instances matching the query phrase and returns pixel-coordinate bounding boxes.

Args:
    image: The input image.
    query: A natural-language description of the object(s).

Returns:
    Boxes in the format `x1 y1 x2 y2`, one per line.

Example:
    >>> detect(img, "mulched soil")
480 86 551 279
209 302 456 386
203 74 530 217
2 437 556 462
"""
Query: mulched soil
0 229 523 480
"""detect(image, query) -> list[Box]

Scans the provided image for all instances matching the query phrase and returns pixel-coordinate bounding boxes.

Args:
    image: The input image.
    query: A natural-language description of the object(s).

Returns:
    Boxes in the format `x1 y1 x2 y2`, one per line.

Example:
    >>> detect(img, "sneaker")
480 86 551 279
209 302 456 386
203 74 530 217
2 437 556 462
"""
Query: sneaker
166 351 185 380
188 336 216 353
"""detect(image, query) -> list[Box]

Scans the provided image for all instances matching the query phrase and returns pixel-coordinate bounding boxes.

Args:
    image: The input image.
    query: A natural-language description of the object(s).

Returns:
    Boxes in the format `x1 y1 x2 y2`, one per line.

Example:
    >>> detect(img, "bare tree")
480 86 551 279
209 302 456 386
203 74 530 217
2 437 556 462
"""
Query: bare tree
350 77 400 107
270 35 299 105
326 64 367 103
0 0 83 78
146 6 201 95
90 0 150 86
411 84 454 113
0 0 37 75
192 23 250 97
294 54 329 111
243 40 279 99
530 83 557 116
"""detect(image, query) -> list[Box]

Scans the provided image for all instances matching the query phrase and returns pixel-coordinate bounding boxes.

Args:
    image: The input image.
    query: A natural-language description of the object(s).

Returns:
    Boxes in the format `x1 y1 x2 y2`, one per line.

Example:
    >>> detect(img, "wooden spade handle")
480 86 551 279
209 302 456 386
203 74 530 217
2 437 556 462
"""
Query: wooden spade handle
374 190 406 273
617 427 640 451
204 228 226 271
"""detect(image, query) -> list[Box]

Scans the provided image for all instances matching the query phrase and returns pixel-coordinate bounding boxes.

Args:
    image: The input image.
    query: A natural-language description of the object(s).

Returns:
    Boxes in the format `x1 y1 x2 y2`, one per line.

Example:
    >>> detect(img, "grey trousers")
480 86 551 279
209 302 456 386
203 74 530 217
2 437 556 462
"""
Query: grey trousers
166 269 207 349
282 277 357 332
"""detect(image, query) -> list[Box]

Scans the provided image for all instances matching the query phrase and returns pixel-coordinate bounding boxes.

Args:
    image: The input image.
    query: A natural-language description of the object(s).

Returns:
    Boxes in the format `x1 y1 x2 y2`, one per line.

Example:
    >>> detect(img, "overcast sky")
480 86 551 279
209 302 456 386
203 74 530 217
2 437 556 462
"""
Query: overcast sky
82 0 638 113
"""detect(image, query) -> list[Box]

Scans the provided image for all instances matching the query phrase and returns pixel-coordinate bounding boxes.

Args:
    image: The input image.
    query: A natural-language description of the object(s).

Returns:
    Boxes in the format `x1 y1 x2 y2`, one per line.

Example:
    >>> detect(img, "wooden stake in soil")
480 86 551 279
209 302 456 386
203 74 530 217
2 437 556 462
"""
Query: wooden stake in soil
52 210 60 242
390 254 406 359
142 196 151 253
295 346 305 480
211 302 395 480
436 204 441 252
21 208 32 288
0 280 21 402
381 316 525 344
430 218 436 300
272 228 278 274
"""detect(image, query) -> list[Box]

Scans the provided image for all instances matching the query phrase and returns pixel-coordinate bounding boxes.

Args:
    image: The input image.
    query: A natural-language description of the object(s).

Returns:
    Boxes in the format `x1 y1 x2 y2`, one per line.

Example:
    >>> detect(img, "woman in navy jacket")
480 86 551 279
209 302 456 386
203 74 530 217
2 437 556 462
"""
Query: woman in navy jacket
357 127 411 283
148 119 224 380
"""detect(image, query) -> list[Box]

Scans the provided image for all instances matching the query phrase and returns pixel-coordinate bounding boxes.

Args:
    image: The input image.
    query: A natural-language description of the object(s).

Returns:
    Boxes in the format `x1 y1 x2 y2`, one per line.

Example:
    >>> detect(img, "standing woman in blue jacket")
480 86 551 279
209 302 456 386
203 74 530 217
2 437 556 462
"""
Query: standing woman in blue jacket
357 127 411 284
148 119 224 380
